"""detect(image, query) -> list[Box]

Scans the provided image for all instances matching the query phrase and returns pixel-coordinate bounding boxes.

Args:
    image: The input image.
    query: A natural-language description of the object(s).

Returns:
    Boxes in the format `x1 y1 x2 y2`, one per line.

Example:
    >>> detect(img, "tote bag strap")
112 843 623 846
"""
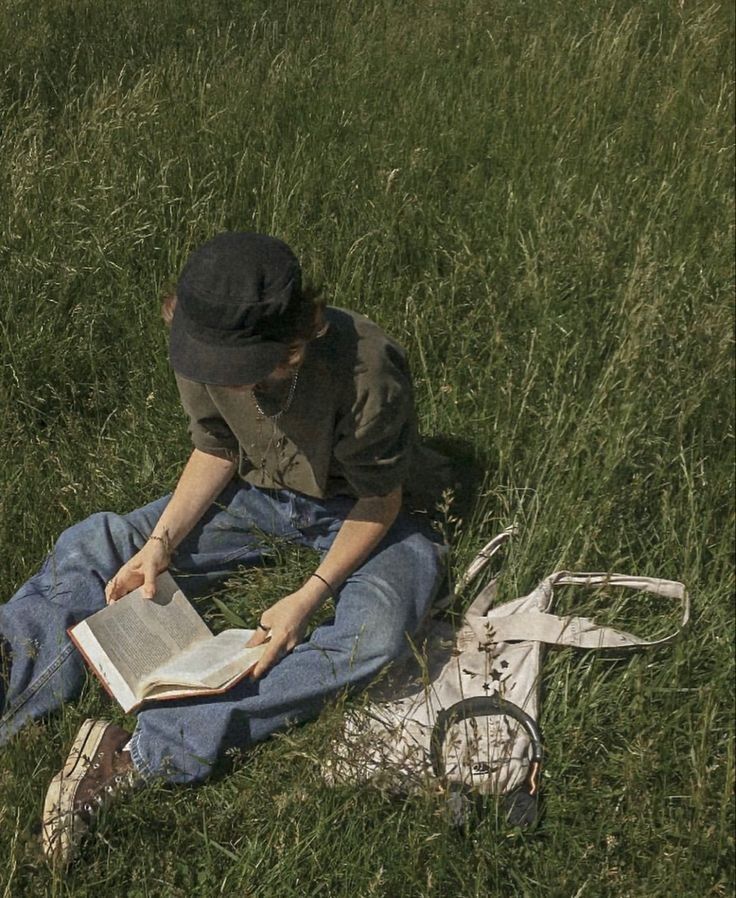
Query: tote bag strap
433 525 517 616
482 571 689 649
456 525 518 592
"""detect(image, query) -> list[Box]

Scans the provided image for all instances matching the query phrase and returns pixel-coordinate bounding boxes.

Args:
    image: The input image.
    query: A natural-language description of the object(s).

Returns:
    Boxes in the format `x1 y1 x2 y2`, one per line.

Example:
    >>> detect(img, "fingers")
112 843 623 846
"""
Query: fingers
104 564 155 604
252 638 282 679
105 542 171 605
246 626 270 648
247 593 311 677
104 577 118 605
140 565 158 600
105 571 128 605
250 629 297 679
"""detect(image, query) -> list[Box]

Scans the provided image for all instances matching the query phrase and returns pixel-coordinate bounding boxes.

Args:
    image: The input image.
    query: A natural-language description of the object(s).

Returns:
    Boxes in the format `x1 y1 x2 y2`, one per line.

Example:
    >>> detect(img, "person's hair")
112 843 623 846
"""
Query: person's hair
160 285 327 370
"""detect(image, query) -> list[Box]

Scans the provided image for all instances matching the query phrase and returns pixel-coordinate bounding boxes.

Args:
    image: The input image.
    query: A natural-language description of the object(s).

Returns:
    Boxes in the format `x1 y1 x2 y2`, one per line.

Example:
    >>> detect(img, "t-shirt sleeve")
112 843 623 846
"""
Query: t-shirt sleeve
174 373 240 461
332 343 417 498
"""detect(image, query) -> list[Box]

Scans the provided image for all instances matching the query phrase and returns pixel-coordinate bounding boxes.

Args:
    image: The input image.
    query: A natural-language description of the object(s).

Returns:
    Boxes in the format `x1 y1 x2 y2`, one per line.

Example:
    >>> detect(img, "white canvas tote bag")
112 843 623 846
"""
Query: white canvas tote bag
323 528 689 826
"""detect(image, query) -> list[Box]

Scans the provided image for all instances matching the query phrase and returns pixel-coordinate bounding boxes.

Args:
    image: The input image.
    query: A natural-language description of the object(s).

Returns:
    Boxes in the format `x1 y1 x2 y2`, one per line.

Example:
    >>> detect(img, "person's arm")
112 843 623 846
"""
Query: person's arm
247 485 402 677
105 448 237 603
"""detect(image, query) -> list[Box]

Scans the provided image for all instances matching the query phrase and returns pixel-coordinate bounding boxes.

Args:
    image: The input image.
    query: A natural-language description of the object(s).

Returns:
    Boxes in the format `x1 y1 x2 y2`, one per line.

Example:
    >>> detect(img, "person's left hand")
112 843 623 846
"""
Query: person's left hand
247 590 315 678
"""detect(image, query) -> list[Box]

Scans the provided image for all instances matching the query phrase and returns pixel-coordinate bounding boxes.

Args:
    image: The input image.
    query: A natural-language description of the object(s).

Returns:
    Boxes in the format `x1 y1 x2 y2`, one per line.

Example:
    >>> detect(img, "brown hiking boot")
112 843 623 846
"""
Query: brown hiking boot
42 718 142 864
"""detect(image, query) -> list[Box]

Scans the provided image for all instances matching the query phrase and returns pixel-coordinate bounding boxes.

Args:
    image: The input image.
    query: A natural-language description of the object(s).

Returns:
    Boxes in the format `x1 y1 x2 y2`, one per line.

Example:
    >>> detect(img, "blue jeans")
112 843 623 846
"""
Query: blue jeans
0 481 446 783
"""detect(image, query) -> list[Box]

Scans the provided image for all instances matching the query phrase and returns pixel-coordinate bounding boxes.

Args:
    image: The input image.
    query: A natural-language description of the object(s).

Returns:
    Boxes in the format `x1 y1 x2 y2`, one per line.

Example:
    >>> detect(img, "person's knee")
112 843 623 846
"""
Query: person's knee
84 511 131 539
58 511 111 544
374 530 445 604
353 624 407 669
57 511 138 561
343 577 416 669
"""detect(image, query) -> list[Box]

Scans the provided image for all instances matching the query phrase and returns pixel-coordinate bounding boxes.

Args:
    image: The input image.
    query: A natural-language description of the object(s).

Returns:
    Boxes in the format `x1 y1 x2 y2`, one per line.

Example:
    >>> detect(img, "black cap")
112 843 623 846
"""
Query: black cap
169 232 303 385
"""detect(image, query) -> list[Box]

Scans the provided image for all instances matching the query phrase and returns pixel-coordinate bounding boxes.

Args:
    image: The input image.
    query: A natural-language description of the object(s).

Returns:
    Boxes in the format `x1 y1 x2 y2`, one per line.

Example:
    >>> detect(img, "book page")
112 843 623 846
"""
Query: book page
76 571 210 697
71 622 140 712
142 629 265 692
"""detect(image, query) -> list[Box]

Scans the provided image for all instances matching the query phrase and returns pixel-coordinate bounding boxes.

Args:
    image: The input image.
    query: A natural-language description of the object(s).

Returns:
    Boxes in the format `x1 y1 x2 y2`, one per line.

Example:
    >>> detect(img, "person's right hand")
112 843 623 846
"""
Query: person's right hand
104 539 171 604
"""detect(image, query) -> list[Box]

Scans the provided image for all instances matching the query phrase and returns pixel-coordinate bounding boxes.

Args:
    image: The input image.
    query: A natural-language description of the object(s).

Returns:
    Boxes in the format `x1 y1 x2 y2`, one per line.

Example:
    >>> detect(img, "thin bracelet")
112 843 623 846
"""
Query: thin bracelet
310 572 335 598
148 534 171 553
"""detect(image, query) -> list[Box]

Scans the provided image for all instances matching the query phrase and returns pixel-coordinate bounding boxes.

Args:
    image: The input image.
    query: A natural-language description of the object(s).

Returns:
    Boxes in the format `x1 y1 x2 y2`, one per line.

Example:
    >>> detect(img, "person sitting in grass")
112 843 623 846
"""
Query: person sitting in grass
0 232 448 864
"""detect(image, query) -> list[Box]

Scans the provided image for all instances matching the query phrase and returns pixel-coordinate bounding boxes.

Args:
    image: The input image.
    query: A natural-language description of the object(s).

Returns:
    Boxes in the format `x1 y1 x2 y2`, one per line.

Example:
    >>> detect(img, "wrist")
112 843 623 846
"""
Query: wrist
309 571 335 599
295 576 332 610
147 531 172 557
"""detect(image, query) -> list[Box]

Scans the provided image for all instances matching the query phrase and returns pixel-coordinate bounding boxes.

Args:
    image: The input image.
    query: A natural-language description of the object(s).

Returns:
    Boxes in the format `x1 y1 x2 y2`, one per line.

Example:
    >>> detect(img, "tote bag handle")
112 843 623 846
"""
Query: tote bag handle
479 571 689 649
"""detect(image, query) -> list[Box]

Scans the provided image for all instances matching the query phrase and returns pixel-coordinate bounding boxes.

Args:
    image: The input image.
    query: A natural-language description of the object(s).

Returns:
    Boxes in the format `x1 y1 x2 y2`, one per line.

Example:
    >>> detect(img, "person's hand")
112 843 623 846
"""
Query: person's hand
247 589 315 678
105 538 171 603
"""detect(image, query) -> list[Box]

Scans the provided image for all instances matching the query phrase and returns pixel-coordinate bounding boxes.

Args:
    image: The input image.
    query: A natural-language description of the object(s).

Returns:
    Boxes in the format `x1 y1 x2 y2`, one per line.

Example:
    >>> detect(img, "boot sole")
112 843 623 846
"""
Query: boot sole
42 718 111 864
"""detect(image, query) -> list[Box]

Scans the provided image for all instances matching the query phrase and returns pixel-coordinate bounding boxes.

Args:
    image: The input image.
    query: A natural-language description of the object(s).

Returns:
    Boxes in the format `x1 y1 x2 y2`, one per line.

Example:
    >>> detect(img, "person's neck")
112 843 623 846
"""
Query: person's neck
256 364 299 392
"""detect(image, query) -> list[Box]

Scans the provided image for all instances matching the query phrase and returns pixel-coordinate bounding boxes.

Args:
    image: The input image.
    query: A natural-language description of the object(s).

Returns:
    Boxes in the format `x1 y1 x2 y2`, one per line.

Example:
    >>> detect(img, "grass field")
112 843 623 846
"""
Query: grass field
0 1 733 895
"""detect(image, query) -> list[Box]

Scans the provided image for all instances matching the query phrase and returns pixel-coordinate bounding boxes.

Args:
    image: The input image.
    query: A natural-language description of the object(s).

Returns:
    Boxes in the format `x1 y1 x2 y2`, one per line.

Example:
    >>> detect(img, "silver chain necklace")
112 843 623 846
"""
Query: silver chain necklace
251 369 299 421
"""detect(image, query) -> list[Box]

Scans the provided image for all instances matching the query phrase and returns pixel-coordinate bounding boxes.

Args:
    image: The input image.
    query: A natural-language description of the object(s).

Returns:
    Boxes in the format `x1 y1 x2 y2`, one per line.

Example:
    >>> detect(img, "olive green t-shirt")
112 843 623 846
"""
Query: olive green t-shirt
174 307 426 500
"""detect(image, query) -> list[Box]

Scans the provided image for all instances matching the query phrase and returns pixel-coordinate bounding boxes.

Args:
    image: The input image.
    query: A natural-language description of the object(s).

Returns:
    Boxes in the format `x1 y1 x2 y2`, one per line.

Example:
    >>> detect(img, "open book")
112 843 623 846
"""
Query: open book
69 572 266 713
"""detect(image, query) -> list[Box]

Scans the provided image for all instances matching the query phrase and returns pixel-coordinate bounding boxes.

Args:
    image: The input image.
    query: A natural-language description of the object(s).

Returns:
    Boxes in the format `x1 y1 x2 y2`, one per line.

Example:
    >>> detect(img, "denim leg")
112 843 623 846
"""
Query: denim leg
0 481 303 746
130 512 447 784
1 480 446 781
0 500 167 745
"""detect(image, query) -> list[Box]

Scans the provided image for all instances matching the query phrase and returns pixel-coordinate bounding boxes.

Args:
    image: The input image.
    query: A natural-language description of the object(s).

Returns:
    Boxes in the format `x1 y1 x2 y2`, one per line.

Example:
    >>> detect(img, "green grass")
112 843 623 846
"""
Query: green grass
0 0 733 895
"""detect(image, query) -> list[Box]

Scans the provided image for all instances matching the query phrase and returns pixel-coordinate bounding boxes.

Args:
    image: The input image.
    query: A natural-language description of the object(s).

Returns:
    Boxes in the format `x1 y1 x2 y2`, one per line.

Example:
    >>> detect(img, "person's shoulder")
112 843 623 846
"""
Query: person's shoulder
323 307 409 369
